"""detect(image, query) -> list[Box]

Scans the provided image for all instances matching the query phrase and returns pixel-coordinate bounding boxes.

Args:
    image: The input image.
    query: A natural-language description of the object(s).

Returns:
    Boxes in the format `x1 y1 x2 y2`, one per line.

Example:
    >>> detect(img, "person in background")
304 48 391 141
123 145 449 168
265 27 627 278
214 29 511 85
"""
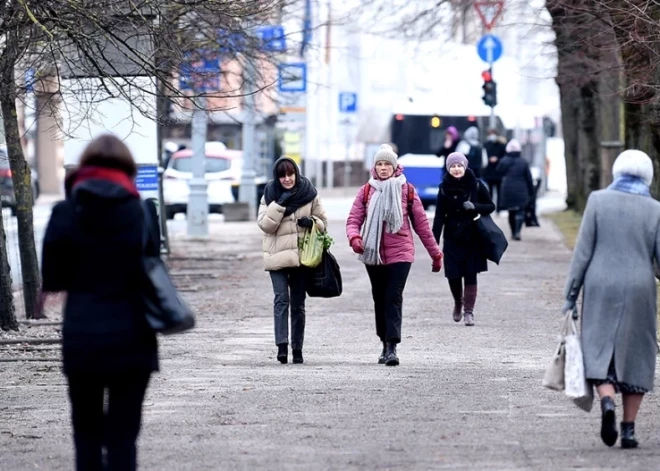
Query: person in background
42 134 159 471
432 152 495 327
482 129 506 210
258 157 328 365
563 150 660 449
497 139 535 241
346 144 443 366
456 126 484 179
436 126 460 163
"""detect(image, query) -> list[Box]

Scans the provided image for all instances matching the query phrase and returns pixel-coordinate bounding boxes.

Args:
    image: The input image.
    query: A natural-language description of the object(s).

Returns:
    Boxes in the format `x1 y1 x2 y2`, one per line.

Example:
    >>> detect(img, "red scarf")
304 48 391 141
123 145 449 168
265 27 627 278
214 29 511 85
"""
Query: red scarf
70 166 139 197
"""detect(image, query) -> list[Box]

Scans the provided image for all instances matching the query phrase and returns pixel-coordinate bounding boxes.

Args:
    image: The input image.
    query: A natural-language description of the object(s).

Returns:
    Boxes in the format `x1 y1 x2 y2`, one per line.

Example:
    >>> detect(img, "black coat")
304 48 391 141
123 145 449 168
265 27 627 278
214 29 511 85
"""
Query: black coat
496 152 535 210
436 140 458 166
432 170 495 278
42 180 159 375
482 140 506 182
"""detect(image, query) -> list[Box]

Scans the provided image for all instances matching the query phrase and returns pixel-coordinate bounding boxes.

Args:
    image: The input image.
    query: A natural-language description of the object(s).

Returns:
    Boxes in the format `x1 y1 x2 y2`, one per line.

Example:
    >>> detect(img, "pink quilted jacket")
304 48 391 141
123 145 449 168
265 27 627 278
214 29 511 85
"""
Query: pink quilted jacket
346 168 442 265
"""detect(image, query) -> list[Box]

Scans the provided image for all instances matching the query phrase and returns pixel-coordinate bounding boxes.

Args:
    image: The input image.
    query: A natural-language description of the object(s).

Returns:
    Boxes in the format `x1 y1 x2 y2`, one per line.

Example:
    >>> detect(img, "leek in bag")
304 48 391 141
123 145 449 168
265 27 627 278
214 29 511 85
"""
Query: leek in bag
299 222 324 268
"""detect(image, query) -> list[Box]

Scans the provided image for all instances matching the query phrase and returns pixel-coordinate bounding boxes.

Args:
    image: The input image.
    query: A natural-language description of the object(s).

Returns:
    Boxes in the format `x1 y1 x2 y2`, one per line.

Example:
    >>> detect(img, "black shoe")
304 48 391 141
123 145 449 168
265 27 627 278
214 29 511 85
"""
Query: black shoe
292 349 304 364
600 397 618 447
277 344 288 364
378 342 387 364
384 342 399 366
620 422 639 449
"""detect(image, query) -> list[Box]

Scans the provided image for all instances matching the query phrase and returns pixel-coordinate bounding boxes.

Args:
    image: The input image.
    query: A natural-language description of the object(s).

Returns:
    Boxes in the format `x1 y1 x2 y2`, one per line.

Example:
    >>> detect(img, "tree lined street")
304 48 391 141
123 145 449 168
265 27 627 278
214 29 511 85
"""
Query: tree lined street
3 197 660 469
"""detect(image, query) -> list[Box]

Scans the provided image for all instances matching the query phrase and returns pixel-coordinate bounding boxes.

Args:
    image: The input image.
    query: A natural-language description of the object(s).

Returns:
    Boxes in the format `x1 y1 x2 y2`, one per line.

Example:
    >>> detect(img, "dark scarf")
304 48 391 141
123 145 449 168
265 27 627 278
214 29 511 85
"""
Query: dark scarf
67 166 140 198
264 157 317 216
442 168 478 201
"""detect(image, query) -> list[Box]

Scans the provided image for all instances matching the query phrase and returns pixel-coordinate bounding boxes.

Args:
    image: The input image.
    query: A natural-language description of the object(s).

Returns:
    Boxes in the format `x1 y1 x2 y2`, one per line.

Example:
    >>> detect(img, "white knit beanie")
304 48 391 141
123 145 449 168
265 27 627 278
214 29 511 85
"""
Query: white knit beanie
373 144 398 168
612 149 654 186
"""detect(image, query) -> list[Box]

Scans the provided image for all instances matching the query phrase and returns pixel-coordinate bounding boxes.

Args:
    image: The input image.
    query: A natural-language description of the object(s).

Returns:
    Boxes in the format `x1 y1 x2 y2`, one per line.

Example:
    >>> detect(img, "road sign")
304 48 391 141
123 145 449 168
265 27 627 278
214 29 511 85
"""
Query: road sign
278 63 307 92
135 165 159 192
339 92 357 113
474 1 504 30
477 34 503 64
256 25 287 52
179 51 221 92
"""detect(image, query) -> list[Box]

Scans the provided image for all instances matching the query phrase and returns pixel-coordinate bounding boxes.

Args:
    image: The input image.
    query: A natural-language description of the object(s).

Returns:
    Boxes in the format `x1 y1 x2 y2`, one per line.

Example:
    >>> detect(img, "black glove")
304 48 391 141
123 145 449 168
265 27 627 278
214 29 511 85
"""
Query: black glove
297 217 314 228
277 191 293 206
463 201 475 211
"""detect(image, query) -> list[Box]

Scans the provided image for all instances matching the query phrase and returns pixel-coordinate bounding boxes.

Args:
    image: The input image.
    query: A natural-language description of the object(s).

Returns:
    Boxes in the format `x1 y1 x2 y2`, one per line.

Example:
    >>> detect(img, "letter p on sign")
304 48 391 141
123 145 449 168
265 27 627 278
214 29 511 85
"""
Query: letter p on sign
339 92 357 113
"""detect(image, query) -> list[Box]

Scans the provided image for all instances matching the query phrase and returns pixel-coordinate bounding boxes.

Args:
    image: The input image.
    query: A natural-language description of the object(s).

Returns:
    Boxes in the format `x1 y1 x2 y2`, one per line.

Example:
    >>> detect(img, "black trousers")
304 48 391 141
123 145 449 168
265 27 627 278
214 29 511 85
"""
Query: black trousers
366 262 412 344
67 371 151 471
270 268 307 350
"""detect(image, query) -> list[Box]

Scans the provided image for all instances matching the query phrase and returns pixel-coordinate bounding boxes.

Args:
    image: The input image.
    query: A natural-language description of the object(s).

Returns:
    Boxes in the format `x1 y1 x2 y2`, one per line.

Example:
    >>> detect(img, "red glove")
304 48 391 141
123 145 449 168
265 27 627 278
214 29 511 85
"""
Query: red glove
432 254 443 273
350 236 365 254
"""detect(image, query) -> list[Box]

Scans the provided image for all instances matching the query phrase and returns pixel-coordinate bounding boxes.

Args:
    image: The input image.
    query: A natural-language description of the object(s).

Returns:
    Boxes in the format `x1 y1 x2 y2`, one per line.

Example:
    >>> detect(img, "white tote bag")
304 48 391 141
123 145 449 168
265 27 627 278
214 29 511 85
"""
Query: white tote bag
563 311 594 412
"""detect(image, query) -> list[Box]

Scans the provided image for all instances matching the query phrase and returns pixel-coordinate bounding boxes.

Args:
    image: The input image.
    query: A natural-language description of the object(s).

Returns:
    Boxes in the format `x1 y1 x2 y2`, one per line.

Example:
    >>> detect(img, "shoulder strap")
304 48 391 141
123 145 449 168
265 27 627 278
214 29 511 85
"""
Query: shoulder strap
362 183 371 206
407 183 416 230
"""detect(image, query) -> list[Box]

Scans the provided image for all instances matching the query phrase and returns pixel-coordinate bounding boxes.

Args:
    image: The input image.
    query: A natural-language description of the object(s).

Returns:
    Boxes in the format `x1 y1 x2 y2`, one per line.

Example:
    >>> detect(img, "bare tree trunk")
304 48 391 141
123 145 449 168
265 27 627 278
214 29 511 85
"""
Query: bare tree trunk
559 84 582 209
0 41 40 319
0 211 17 330
578 82 600 201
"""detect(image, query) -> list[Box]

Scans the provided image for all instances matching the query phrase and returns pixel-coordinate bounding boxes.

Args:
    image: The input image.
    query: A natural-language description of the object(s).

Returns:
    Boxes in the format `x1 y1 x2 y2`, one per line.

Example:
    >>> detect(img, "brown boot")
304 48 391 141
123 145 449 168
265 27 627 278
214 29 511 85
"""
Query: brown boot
452 301 463 322
464 285 477 326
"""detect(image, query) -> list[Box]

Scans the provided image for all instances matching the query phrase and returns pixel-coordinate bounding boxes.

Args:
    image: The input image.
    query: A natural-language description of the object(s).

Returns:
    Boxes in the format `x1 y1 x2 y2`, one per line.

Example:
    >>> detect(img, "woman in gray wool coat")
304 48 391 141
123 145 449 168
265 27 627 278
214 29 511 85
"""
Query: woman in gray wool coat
563 149 660 449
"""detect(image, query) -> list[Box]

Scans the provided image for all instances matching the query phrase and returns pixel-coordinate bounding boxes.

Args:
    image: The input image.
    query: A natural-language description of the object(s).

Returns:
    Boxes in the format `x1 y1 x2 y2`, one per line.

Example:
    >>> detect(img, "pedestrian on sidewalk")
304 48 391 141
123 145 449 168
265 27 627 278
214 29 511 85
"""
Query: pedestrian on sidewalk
346 144 443 366
432 152 495 327
41 134 159 471
435 126 460 164
497 139 535 240
563 149 660 449
258 156 328 365
456 126 484 179
482 129 506 210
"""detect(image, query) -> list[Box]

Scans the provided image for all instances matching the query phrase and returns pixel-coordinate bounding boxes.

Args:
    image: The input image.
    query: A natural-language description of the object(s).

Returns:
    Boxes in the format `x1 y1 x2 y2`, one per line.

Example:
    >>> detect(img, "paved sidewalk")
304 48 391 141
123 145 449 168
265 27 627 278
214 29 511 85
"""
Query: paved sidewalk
2 215 660 470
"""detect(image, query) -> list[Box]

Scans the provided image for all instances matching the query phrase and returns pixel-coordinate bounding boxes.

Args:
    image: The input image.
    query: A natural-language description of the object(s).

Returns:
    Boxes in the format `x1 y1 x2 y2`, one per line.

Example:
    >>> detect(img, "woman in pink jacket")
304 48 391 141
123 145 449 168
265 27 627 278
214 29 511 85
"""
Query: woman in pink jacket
346 144 443 366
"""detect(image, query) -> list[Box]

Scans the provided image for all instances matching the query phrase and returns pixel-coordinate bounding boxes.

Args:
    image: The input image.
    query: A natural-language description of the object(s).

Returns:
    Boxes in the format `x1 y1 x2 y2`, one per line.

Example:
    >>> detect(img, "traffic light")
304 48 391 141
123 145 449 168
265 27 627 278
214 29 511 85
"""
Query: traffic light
482 70 497 107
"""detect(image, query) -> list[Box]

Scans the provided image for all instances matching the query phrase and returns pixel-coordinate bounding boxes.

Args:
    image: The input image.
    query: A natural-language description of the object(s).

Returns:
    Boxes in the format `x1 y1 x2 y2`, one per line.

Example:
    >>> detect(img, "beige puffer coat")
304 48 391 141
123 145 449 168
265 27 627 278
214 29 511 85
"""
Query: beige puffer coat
257 195 328 271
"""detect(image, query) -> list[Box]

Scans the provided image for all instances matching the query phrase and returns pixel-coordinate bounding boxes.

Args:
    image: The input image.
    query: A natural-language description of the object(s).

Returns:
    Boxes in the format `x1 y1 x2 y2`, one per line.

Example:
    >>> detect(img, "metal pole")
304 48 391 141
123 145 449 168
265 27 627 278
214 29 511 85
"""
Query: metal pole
239 57 257 219
344 120 350 187
489 65 496 129
187 95 209 237
325 0 334 189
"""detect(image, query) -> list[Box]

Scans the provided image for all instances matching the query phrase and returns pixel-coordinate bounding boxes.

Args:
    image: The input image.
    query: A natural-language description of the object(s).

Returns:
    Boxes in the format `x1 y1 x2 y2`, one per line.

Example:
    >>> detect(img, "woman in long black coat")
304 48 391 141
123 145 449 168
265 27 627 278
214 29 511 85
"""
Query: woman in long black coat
497 139 535 241
42 134 159 471
433 152 495 327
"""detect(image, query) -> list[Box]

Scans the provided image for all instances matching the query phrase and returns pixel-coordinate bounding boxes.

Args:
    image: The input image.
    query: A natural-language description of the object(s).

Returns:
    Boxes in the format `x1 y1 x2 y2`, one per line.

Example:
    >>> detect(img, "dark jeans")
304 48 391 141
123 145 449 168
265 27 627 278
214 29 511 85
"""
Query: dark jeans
67 371 151 471
365 262 412 344
485 180 502 211
270 268 307 350
508 209 524 234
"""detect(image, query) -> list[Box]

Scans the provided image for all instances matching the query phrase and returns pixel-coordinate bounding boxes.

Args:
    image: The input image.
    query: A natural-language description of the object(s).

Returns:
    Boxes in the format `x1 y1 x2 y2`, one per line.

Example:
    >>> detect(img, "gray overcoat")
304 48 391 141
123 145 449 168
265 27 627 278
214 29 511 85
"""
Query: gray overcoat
566 189 660 391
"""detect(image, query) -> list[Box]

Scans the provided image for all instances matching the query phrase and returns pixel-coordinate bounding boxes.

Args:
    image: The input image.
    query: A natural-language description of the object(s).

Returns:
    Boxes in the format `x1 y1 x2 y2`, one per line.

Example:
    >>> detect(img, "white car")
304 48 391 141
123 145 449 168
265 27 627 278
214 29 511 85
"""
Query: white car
163 142 240 219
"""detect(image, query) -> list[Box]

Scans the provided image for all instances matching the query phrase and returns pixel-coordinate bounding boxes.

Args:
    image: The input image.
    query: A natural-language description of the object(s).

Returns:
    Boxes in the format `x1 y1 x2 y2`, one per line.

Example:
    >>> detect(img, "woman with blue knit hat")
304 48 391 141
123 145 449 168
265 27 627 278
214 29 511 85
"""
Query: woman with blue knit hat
432 152 495 326
563 149 660 449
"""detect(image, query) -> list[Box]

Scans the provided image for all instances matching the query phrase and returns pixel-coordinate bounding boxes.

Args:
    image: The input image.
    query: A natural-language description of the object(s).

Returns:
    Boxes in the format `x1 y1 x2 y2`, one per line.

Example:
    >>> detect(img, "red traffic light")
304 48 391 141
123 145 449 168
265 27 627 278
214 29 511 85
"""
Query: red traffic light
481 70 492 81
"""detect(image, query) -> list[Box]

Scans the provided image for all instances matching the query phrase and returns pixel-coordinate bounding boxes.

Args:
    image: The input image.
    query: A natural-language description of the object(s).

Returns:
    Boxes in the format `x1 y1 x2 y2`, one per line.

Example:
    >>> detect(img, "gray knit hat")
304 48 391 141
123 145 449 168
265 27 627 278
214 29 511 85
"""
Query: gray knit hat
446 152 468 169
373 144 398 168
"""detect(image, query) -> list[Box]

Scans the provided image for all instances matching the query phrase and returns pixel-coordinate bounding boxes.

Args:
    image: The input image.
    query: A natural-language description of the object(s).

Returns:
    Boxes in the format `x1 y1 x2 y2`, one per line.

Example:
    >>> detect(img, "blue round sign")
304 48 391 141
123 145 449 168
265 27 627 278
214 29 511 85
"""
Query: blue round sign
477 34 503 64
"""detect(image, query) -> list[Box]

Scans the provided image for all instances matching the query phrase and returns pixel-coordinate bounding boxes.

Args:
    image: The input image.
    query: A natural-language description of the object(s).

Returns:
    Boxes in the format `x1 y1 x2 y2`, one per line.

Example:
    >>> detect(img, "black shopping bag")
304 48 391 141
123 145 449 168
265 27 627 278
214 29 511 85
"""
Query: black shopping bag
475 214 508 265
306 249 343 298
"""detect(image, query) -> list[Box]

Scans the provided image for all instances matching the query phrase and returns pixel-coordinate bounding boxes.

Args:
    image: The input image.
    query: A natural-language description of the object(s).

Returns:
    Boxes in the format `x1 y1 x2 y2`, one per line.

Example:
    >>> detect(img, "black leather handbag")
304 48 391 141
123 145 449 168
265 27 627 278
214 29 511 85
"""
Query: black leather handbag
140 202 195 335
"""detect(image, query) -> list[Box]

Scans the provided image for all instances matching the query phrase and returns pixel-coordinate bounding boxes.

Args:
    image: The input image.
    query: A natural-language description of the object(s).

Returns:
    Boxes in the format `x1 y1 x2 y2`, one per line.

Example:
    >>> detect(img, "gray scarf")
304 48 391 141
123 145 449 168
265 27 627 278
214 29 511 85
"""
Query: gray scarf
359 174 407 265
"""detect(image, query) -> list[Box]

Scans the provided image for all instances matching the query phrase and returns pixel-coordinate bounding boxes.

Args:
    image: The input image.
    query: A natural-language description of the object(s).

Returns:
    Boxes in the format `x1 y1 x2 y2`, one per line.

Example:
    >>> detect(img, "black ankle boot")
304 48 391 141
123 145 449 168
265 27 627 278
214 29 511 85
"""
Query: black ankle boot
292 349 304 364
620 422 638 449
277 344 288 364
385 342 399 366
378 342 387 364
600 397 618 447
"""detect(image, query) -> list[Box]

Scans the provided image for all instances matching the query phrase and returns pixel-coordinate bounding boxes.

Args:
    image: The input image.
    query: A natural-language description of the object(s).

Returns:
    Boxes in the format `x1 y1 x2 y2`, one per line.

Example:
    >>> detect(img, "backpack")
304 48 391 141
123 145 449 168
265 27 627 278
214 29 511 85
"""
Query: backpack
361 183 417 229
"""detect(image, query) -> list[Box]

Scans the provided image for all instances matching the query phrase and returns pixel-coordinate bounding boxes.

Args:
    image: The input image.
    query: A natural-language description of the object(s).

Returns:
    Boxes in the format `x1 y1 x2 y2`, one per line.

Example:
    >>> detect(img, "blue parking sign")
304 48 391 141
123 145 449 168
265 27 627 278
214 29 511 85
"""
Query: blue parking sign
339 92 357 113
